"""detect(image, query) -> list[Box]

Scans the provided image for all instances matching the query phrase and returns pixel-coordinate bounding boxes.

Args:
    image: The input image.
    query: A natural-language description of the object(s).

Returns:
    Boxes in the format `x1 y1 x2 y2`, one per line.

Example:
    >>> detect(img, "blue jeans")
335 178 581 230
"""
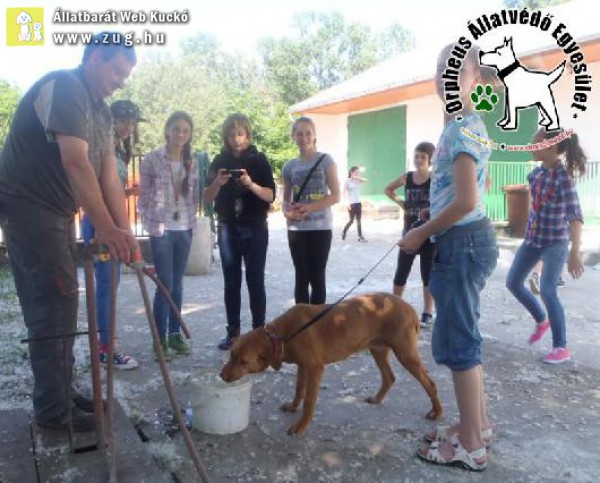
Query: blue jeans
217 221 268 335
150 230 193 339
429 219 498 371
81 214 121 346
506 240 569 348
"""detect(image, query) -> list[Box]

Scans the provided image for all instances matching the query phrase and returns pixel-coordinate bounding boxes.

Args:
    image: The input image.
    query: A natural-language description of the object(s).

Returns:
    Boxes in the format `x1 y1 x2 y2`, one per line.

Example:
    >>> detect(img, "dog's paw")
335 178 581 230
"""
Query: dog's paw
425 408 443 421
287 421 307 435
471 84 499 112
365 395 382 405
280 401 298 413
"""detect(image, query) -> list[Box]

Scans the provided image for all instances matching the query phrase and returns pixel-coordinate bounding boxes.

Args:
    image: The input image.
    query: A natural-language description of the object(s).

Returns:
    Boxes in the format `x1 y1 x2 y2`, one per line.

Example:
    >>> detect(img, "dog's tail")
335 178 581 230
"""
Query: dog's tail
548 61 566 85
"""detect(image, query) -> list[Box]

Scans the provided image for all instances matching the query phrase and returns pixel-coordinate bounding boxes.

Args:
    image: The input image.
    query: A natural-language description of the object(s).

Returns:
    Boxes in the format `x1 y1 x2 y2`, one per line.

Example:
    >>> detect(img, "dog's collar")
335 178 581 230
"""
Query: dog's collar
263 325 284 369
497 60 520 81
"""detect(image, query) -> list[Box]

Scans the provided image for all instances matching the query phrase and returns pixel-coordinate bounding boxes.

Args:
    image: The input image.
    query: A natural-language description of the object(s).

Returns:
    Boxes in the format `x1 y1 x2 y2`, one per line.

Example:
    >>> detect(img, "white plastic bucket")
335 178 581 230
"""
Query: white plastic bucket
190 374 252 435
185 216 214 275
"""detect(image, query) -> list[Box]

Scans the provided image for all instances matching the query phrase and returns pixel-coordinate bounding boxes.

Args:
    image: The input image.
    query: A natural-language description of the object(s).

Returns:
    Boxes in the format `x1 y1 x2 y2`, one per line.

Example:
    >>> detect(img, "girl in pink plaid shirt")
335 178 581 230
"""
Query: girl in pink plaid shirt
506 128 586 364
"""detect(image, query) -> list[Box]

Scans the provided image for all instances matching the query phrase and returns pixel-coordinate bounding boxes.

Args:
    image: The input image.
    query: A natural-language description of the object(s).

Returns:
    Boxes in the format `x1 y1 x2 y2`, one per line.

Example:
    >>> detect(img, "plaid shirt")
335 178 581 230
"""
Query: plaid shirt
524 162 583 248
138 147 199 236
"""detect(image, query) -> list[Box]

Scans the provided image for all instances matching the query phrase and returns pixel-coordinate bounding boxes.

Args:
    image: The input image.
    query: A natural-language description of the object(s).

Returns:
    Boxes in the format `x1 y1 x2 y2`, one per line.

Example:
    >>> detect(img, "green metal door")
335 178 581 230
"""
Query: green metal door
347 106 406 196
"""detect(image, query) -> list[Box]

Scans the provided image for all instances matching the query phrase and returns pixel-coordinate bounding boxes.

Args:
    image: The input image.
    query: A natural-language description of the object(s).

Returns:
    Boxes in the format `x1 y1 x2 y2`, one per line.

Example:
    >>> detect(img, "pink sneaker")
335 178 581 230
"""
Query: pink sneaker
543 347 571 364
528 320 550 344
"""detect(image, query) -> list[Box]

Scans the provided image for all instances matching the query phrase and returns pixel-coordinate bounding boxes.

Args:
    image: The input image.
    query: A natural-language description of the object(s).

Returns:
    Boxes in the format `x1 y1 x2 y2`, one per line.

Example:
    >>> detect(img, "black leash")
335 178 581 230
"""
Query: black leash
282 243 398 342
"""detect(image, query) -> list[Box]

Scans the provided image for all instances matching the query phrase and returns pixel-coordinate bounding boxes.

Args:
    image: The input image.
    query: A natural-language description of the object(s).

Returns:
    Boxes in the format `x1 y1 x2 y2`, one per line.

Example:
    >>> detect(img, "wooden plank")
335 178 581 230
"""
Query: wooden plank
0 409 37 483
32 400 171 483
0 458 38 483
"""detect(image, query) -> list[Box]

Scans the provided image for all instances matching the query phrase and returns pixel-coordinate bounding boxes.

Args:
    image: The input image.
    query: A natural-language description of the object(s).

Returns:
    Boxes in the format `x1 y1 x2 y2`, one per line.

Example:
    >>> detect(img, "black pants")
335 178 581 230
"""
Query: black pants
287 230 332 304
0 197 78 423
342 203 363 238
394 239 434 287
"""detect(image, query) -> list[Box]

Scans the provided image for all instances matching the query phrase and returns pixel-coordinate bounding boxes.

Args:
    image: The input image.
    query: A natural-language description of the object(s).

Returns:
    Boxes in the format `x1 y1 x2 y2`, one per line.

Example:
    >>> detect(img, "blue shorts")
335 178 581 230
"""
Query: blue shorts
429 219 498 371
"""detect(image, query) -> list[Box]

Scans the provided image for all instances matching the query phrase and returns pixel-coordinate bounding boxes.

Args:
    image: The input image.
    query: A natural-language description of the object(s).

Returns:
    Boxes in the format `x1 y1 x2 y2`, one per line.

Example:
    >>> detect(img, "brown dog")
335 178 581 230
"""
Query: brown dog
220 292 443 435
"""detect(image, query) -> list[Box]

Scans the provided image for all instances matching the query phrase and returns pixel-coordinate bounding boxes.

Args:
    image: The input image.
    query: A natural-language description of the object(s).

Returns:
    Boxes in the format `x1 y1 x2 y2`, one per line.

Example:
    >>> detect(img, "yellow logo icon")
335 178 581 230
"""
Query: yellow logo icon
6 7 44 46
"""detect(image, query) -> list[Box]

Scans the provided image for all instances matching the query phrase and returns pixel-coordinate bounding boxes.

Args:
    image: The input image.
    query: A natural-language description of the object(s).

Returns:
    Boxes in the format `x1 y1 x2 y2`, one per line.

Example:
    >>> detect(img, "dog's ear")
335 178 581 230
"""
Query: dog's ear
504 37 513 48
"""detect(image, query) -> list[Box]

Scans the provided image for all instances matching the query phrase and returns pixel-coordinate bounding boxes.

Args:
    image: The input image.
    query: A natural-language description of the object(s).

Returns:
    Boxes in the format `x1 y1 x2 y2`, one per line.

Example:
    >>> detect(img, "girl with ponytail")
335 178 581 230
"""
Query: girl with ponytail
138 111 199 359
507 128 586 364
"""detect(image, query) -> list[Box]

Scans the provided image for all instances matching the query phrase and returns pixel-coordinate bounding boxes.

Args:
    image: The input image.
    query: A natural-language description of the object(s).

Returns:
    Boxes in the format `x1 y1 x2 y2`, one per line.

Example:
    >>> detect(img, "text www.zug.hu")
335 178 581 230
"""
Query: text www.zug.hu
52 31 165 47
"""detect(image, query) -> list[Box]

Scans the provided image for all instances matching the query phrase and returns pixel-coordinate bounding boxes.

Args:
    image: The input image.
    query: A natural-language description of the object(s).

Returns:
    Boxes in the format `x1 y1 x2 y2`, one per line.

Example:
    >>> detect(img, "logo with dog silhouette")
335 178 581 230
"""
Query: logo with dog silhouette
6 8 44 46
442 7 591 146
479 37 565 131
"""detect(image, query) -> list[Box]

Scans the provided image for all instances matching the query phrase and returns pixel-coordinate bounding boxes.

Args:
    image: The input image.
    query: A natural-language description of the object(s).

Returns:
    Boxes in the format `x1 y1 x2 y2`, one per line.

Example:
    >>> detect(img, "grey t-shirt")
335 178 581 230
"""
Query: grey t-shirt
0 67 112 215
282 152 335 231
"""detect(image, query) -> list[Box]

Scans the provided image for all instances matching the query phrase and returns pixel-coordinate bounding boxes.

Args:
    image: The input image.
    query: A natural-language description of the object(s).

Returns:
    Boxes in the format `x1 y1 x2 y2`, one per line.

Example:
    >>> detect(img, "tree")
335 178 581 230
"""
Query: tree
119 37 296 176
259 11 414 105
0 81 21 149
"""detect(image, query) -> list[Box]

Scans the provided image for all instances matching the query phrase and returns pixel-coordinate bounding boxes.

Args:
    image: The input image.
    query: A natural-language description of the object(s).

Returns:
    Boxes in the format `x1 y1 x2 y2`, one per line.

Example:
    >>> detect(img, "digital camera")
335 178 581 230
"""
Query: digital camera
228 169 244 178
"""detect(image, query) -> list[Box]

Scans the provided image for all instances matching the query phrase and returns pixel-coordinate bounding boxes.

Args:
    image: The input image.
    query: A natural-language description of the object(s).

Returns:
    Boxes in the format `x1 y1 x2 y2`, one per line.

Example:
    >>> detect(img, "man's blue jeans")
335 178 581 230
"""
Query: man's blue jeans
506 240 569 348
150 230 193 339
217 220 268 335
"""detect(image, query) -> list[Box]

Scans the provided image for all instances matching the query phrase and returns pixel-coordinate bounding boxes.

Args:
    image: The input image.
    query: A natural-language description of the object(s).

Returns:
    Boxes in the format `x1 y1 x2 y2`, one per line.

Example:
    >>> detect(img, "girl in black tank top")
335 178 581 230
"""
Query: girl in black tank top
384 141 436 328
403 172 431 233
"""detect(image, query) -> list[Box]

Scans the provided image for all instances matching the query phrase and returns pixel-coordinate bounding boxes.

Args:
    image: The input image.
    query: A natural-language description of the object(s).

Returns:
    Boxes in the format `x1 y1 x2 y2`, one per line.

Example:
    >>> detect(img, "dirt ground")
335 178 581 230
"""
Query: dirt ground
2 213 600 482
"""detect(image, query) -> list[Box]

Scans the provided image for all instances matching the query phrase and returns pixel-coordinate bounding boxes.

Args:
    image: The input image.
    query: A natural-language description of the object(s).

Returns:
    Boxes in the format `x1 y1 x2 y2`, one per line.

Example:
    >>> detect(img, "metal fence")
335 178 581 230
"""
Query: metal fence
1 159 599 245
484 160 600 222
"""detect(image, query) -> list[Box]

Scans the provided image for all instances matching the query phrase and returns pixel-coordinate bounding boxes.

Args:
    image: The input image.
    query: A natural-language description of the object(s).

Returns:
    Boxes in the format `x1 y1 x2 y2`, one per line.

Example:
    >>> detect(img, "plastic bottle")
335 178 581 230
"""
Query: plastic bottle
185 401 194 430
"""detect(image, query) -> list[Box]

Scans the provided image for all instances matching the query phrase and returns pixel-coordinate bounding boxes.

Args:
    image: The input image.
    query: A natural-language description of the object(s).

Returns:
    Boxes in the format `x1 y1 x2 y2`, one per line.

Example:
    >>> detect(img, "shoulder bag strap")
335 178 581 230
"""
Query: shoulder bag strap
294 154 326 203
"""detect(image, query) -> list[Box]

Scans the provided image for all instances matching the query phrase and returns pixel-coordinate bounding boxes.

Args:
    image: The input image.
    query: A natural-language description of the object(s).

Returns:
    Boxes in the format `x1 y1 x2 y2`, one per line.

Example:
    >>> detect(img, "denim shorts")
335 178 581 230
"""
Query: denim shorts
429 218 498 371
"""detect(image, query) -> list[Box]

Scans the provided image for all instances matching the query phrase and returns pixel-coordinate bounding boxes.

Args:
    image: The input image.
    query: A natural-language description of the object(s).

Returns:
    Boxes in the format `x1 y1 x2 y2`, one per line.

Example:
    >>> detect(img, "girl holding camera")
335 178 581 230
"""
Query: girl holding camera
204 113 276 350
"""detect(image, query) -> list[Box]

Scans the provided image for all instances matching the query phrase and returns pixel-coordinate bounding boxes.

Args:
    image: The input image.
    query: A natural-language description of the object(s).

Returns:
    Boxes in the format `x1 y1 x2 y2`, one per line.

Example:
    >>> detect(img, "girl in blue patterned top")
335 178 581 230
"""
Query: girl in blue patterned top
401 44 498 472
506 129 586 364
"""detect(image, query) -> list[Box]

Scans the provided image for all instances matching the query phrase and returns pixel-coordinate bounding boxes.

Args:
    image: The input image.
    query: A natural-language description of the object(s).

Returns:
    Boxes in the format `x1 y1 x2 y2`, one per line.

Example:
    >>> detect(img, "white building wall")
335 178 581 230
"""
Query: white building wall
405 95 445 170
307 113 349 174
306 58 599 180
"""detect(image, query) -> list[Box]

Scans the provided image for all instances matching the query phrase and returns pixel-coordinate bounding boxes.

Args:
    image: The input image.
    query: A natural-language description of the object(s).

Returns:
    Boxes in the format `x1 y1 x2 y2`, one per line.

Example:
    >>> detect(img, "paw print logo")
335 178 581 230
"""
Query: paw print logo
471 84 499 112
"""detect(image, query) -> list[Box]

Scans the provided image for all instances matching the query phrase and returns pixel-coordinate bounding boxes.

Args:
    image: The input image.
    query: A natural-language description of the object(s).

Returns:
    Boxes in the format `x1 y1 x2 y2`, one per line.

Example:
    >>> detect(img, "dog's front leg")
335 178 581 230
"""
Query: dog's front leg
287 365 324 435
281 365 306 413
497 99 510 127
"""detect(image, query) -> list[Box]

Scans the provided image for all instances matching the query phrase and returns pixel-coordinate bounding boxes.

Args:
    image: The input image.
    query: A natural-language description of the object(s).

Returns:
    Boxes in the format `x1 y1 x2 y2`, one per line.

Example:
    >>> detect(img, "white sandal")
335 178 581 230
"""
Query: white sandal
417 434 488 472
424 424 494 447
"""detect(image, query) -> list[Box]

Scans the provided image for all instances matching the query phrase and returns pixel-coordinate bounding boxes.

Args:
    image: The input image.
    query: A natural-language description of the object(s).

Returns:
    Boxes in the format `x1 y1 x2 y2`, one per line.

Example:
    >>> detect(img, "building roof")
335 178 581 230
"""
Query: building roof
291 0 600 115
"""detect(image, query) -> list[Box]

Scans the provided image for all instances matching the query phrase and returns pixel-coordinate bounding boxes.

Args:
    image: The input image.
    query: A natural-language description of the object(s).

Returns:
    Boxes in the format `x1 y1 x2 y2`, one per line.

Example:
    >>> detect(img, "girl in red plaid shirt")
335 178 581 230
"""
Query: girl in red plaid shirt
506 128 586 364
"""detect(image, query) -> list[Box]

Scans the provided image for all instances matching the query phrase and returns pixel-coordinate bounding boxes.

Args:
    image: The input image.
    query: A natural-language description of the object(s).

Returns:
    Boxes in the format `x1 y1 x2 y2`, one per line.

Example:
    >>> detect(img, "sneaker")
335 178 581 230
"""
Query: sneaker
168 333 191 355
358 236 368 243
529 272 540 295
543 347 571 364
218 334 237 351
100 350 139 370
154 339 171 362
420 313 434 328
528 320 550 344
557 277 566 288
